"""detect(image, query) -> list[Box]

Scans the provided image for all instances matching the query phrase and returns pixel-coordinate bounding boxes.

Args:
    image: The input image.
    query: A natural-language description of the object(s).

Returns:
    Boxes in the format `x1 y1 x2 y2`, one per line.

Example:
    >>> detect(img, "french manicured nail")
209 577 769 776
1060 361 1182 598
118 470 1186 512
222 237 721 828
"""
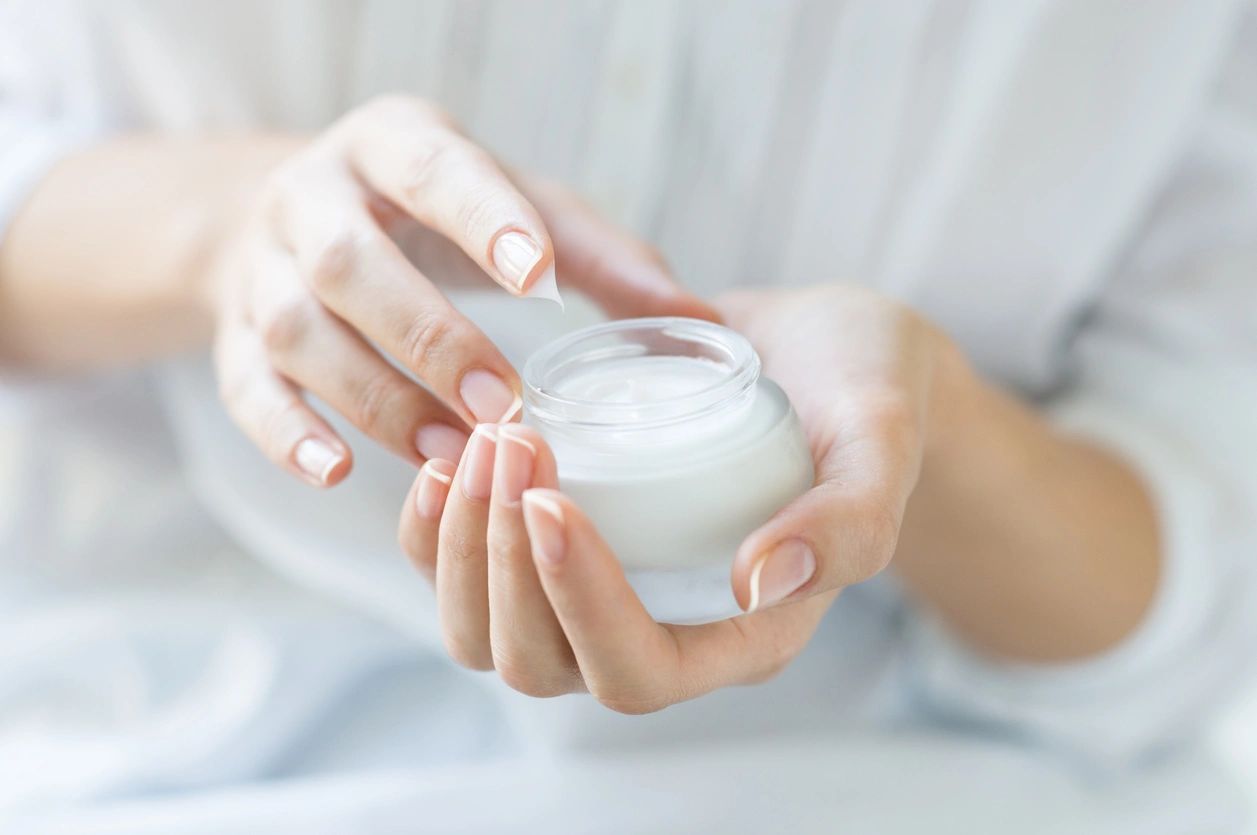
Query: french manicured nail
747 539 816 612
294 438 344 486
461 424 498 501
495 427 536 505
459 369 521 424
415 423 468 462
415 460 455 520
522 490 567 566
492 230 545 291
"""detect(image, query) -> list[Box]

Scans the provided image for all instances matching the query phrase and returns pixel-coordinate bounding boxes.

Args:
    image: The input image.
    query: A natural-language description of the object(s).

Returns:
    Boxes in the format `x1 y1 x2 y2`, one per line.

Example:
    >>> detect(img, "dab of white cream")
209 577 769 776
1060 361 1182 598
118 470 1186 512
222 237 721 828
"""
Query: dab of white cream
523 263 564 310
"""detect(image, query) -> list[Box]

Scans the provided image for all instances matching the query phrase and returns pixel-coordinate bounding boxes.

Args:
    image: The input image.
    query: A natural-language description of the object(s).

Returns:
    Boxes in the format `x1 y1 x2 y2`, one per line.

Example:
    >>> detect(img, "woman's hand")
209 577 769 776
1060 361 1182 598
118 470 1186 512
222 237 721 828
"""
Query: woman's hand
397 285 963 711
209 95 714 487
717 285 961 612
725 285 1158 662
397 424 838 712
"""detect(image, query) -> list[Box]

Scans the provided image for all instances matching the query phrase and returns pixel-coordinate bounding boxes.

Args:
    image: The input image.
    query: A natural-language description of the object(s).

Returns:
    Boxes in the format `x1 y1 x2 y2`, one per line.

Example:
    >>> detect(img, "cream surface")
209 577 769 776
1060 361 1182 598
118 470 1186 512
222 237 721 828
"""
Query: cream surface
553 355 728 404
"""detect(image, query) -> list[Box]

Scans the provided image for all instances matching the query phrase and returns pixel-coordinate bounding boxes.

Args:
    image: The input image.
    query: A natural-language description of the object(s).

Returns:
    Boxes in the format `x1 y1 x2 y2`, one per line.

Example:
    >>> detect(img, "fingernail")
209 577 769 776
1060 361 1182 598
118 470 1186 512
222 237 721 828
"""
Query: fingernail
415 423 468 462
415 459 455 520
495 427 536 505
747 539 816 612
492 230 545 291
459 369 521 424
522 490 567 566
461 424 498 501
294 438 344 486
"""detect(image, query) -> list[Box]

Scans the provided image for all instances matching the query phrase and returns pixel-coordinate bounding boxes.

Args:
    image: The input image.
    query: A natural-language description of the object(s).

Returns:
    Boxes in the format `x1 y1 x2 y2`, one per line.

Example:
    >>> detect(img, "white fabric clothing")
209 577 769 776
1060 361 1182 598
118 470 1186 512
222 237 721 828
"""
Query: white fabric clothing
1 1 1256 832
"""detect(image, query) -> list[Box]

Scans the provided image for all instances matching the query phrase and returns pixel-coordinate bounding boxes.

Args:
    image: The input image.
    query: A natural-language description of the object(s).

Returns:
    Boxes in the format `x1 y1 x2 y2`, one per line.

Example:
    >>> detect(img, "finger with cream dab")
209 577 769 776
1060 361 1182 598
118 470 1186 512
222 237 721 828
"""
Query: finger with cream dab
522 262 563 310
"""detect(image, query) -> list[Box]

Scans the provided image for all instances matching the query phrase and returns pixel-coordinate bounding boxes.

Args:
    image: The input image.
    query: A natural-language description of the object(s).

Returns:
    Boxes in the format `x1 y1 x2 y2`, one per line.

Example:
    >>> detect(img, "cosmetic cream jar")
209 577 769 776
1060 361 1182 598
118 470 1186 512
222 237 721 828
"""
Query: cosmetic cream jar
523 317 814 624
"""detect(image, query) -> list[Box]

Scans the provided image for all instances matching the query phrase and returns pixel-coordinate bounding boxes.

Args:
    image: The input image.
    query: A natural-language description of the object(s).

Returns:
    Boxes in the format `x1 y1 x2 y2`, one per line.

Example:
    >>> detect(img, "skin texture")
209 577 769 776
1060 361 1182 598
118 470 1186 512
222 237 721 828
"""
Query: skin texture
0 97 1160 705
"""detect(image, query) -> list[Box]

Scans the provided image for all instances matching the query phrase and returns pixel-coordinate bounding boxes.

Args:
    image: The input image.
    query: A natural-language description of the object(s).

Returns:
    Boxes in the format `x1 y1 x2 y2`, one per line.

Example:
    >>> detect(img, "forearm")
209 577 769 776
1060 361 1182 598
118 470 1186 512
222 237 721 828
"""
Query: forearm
0 134 299 370
893 347 1160 663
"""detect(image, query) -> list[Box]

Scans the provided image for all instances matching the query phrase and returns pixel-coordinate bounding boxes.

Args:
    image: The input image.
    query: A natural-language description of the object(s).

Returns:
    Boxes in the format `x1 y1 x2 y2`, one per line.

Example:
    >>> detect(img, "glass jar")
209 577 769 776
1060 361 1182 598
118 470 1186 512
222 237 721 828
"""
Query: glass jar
523 317 814 624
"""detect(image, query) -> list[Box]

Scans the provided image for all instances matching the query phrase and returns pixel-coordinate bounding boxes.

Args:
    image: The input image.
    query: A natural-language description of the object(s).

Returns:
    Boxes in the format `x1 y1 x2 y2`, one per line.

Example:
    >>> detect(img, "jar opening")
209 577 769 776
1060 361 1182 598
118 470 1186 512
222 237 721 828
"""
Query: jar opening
522 318 760 432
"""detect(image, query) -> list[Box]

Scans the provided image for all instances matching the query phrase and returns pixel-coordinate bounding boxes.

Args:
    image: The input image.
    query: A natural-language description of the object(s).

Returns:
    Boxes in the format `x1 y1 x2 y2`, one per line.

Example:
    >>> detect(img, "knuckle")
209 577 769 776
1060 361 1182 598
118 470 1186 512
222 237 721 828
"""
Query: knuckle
258 298 314 356
399 311 457 375
400 134 481 206
485 526 516 563
452 182 506 240
306 229 367 293
443 636 494 672
440 529 476 566
590 682 670 716
351 368 403 435
494 656 572 699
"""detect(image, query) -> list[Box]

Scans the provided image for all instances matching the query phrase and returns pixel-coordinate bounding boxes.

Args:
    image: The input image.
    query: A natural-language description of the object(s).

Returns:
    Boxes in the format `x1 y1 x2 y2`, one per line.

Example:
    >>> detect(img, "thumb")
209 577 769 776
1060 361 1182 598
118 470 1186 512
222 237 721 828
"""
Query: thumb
520 177 720 322
731 432 916 612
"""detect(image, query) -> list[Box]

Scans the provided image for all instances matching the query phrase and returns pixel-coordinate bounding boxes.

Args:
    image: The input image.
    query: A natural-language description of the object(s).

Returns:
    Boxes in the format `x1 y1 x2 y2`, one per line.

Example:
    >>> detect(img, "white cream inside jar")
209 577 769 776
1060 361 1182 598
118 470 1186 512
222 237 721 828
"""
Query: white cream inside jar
523 317 814 624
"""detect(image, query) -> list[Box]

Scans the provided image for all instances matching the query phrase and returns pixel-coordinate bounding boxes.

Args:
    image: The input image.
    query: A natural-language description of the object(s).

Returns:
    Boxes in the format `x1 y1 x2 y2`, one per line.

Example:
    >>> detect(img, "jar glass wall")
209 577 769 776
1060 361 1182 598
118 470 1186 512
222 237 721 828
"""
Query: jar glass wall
523 318 814 624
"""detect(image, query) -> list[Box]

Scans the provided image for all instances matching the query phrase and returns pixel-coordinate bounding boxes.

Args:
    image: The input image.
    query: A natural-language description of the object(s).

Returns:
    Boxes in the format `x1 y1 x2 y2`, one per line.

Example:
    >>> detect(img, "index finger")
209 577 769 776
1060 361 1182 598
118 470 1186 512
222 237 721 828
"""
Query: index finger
341 97 554 295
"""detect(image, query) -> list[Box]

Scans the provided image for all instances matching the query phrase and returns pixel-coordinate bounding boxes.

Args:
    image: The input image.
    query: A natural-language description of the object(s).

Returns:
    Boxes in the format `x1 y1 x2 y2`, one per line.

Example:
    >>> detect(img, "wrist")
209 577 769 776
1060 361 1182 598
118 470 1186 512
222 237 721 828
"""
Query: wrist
915 328 1052 505
920 326 975 465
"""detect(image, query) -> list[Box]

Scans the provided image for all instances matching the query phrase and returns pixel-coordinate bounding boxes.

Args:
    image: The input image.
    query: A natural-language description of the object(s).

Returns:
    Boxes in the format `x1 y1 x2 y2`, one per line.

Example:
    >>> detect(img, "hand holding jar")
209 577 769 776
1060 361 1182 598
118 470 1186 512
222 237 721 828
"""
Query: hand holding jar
398 284 967 712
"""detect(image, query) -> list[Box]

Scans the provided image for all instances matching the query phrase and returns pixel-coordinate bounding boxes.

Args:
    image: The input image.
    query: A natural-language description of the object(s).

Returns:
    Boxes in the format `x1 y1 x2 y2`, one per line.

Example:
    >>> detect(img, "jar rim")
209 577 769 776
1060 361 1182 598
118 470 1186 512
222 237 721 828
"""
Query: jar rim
522 317 761 431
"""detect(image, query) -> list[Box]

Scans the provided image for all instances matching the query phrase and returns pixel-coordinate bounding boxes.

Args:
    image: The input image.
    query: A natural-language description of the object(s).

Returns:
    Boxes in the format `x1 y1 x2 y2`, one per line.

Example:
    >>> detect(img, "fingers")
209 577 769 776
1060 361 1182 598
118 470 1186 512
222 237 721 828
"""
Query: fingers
485 425 579 696
274 180 523 426
522 176 721 322
214 314 352 487
521 489 832 712
341 97 554 294
520 489 693 713
435 424 498 670
248 242 470 464
430 423 582 694
398 459 456 583
416 428 829 709
732 412 922 612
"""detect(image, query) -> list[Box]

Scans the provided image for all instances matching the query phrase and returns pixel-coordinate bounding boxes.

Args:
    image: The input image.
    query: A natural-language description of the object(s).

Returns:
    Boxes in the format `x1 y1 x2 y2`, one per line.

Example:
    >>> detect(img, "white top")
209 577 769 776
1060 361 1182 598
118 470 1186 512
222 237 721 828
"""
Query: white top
2 1 1257 832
